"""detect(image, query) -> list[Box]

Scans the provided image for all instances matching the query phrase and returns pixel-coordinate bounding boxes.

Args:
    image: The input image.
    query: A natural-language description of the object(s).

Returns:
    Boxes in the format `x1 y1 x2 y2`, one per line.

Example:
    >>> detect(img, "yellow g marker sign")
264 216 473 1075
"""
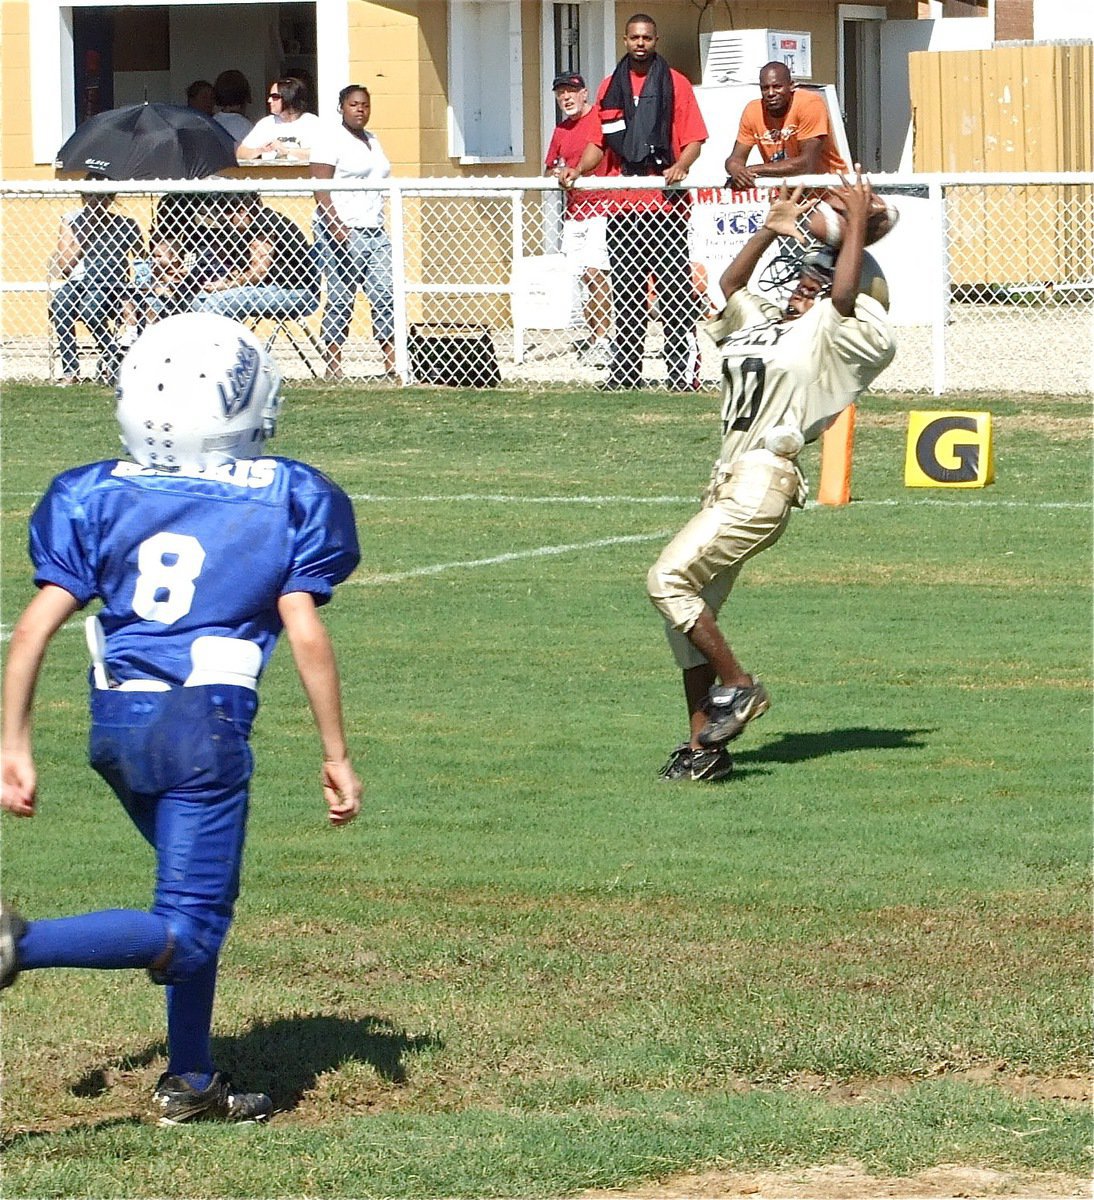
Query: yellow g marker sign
904 411 995 488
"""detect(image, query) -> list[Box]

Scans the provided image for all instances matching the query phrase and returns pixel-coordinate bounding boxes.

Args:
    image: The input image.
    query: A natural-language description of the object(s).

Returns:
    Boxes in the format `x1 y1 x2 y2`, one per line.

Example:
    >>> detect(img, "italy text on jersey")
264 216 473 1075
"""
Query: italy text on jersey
110 458 279 489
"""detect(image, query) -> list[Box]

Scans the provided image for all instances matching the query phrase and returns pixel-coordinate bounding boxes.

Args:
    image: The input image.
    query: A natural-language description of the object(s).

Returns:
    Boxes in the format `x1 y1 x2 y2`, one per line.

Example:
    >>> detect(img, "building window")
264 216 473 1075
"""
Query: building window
448 0 523 164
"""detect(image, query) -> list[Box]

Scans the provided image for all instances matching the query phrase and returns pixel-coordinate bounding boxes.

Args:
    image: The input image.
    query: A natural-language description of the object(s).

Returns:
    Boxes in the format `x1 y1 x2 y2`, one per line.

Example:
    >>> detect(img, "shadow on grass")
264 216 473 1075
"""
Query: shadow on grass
733 726 932 775
223 1013 443 1109
1 1115 140 1148
69 1013 442 1114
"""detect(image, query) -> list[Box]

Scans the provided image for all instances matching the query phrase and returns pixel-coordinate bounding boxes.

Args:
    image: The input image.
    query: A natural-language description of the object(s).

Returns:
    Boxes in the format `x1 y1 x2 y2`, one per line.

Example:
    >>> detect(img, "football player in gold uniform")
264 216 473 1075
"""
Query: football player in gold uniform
648 170 895 781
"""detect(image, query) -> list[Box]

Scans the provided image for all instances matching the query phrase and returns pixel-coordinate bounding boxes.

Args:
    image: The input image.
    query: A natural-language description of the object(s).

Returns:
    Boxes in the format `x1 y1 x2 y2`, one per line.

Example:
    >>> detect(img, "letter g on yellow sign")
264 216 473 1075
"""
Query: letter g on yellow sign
904 411 995 488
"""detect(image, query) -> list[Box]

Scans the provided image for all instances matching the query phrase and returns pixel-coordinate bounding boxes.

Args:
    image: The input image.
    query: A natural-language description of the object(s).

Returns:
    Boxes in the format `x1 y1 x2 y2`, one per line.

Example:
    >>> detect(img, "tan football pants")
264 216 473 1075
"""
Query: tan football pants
647 450 804 669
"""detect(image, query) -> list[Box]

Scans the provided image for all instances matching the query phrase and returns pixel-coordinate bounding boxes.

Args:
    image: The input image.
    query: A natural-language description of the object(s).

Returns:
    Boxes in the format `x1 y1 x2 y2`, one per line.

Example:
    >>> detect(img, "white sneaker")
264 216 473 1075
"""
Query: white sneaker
579 338 612 369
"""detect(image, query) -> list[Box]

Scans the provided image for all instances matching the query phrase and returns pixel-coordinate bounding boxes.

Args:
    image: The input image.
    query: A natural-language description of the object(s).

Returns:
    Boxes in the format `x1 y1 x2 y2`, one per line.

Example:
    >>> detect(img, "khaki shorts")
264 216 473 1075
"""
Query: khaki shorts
646 451 803 669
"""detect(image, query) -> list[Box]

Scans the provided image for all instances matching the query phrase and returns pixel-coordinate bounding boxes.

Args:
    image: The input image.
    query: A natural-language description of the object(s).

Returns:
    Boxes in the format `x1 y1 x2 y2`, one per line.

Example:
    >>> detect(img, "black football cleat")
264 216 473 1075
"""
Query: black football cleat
698 680 770 748
0 902 26 990
151 1071 273 1125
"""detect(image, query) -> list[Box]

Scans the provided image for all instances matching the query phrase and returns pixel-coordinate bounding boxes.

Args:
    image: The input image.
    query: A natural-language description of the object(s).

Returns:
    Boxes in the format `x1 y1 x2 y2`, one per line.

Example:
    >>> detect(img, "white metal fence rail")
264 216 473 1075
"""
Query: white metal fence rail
1 174 1090 394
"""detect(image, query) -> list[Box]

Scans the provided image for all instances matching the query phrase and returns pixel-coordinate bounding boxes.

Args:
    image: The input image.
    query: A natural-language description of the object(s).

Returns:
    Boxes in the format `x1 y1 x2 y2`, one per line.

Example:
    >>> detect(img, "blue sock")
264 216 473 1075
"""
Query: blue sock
166 958 218 1080
175 1071 215 1092
18 909 170 970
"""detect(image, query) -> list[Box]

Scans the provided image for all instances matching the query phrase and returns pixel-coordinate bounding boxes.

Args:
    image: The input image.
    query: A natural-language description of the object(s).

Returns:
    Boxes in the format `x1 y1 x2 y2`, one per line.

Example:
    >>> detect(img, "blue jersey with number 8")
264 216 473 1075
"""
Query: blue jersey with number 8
28 456 360 687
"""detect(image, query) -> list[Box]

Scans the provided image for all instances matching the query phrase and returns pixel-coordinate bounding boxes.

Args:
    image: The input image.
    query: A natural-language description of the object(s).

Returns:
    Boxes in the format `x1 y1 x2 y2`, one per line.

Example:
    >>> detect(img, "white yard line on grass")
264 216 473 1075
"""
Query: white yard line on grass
1 494 1087 639
353 531 674 586
344 493 1088 511
5 492 1088 511
348 493 687 505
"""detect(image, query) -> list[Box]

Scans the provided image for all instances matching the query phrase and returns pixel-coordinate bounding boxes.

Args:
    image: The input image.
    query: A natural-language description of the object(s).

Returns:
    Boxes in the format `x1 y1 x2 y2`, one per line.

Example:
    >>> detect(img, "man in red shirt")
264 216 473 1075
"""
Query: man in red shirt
565 14 708 391
545 73 613 368
725 62 848 188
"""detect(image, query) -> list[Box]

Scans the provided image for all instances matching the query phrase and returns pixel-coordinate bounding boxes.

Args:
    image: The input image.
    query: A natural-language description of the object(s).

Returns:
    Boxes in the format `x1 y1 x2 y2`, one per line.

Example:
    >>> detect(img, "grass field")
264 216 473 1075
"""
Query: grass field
1 380 1090 1199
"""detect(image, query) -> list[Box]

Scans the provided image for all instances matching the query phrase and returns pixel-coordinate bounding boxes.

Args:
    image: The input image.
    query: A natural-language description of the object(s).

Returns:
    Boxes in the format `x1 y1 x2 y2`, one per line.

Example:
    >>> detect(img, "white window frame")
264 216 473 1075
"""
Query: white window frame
448 0 524 164
537 1 614 166
30 0 347 166
836 3 886 109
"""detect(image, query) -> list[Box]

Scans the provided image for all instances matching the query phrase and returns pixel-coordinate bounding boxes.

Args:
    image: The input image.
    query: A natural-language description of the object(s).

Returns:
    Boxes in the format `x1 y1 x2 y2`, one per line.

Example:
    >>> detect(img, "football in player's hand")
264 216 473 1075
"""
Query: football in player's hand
808 190 899 248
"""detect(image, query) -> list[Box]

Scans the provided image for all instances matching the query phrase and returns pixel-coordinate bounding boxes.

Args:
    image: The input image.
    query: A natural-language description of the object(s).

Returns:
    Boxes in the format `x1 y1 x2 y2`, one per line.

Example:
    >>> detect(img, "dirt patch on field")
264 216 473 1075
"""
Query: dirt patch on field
768 1069 1090 1107
581 1163 1090 1198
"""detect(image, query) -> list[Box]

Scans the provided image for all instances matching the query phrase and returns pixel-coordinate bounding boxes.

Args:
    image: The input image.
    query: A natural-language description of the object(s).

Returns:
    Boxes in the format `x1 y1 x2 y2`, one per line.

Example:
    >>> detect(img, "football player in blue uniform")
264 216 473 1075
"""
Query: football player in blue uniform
0 313 362 1124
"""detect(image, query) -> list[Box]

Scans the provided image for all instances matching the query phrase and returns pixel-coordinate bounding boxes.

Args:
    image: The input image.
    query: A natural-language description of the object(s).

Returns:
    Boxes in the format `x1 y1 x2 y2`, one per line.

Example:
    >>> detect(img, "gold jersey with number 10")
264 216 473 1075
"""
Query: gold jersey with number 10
706 288 895 472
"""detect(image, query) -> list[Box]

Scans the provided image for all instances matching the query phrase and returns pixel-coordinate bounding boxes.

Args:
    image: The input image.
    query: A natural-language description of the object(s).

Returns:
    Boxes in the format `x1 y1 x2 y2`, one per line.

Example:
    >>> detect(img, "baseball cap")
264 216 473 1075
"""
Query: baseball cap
552 72 586 90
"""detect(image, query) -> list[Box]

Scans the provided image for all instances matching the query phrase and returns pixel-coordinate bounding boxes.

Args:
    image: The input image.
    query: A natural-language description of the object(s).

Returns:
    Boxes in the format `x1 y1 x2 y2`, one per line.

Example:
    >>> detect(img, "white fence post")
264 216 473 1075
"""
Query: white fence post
510 190 525 365
389 182 409 381
930 178 948 397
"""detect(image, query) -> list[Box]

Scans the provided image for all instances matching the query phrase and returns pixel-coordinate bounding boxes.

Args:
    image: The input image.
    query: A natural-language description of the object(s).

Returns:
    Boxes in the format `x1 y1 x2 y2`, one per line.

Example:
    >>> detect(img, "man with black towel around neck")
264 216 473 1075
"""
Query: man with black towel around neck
563 14 708 392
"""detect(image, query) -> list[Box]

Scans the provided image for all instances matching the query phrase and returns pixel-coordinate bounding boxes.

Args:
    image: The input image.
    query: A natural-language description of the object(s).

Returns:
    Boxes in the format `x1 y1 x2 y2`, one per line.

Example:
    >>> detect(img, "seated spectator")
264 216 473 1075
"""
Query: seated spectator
213 69 254 145
117 234 200 346
185 79 216 118
152 192 237 280
190 192 318 321
237 77 321 161
47 177 142 386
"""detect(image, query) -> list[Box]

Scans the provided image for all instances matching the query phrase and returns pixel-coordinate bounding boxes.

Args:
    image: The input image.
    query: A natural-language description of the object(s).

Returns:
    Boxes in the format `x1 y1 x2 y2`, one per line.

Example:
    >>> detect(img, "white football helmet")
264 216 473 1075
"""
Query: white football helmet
116 313 282 471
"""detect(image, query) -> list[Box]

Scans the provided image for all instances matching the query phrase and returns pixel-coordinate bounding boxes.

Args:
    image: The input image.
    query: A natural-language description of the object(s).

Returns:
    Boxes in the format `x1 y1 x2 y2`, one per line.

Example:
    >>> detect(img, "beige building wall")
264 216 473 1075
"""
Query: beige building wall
347 1 426 173
0 3 47 180
0 0 921 182
353 0 918 179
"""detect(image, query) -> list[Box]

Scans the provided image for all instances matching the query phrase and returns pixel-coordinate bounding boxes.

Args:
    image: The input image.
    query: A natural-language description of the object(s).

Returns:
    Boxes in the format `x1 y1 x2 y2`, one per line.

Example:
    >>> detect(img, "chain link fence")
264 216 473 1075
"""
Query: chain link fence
1 175 1090 394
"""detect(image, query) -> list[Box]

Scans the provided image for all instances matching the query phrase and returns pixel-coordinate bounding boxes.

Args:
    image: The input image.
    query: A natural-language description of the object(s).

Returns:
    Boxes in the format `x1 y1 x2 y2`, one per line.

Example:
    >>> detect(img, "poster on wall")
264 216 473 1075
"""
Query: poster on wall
687 187 937 325
688 186 788 313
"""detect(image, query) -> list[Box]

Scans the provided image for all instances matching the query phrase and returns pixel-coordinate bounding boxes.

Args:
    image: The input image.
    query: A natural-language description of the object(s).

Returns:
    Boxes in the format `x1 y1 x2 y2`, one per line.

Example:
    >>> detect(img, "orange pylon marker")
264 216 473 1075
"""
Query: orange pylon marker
816 404 856 506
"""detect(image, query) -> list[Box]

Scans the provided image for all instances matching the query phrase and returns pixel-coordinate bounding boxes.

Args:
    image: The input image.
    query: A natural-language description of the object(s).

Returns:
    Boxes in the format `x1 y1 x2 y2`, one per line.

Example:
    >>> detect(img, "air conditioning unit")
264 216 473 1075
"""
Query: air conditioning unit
699 29 813 87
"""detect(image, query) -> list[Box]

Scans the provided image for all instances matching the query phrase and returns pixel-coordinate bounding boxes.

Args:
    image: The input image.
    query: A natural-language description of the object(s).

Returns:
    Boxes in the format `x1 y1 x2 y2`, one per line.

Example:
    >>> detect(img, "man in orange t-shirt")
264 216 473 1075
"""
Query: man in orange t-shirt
725 62 847 188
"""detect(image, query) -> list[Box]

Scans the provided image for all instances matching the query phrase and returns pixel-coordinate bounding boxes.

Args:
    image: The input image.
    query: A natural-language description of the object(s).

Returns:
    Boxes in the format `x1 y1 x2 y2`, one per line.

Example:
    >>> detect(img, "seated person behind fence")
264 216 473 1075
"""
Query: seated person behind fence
237 78 321 161
213 69 254 145
190 192 318 322
153 191 238 279
117 234 200 347
48 176 143 386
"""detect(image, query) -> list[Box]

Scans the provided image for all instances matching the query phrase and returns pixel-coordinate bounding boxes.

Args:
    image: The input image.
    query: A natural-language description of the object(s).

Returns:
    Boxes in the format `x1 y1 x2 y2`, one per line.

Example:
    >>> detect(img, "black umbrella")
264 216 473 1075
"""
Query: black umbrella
55 102 238 180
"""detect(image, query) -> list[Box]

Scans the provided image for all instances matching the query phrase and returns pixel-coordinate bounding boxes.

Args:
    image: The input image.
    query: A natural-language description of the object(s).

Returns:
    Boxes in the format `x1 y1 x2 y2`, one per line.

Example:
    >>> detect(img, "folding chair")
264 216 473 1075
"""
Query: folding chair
248 312 326 379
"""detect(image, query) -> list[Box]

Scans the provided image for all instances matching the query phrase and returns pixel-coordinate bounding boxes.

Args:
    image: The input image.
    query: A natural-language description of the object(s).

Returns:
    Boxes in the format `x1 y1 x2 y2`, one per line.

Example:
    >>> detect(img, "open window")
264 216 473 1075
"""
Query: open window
31 2 334 165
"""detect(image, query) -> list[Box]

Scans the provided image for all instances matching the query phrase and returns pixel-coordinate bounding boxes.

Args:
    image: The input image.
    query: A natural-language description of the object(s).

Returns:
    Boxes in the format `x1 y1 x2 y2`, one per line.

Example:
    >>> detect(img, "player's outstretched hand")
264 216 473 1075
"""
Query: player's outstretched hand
830 163 875 228
763 183 818 242
322 756 362 827
2 753 38 817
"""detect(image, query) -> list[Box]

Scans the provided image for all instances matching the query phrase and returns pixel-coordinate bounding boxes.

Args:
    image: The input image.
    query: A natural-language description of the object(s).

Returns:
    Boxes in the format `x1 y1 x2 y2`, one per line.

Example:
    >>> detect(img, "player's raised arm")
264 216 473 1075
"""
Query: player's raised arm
827 166 872 318
1 585 81 817
718 184 816 300
276 590 361 826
